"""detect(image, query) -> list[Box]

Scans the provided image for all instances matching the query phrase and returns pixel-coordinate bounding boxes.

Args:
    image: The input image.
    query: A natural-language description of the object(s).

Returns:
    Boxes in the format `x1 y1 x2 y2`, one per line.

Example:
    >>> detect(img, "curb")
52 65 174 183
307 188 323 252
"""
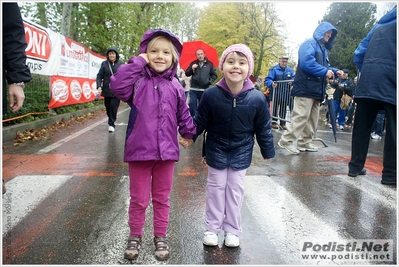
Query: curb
2 105 105 143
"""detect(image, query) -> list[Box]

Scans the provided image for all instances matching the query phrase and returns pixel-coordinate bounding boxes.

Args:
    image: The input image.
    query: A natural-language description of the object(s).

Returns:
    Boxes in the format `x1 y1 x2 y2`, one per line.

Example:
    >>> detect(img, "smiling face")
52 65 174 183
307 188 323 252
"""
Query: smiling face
108 51 116 62
221 51 249 84
146 36 175 73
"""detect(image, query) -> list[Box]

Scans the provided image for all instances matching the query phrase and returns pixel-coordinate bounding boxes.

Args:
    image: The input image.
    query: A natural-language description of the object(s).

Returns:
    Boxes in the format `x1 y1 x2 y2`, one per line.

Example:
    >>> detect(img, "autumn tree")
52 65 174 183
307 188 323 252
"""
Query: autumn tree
19 2 199 61
322 2 377 77
196 2 285 82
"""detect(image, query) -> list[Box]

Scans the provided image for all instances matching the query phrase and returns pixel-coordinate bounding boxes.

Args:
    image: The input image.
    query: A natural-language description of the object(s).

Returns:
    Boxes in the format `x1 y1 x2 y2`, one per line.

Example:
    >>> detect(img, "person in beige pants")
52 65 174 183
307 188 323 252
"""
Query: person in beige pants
278 21 343 155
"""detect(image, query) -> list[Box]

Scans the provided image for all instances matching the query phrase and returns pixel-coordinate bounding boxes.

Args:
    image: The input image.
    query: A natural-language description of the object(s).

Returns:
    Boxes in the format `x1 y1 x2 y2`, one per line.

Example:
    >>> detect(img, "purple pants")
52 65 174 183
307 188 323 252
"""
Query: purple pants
205 166 246 236
128 160 174 237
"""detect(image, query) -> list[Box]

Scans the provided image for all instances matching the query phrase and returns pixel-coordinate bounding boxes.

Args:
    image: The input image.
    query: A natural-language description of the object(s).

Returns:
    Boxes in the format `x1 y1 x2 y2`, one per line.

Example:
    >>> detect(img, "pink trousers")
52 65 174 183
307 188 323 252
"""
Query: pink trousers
205 166 246 236
128 160 175 237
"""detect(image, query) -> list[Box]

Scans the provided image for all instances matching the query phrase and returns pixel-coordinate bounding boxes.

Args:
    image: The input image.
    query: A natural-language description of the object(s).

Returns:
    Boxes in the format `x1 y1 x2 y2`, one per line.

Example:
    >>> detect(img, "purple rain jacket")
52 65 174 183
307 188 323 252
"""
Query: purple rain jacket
109 29 196 162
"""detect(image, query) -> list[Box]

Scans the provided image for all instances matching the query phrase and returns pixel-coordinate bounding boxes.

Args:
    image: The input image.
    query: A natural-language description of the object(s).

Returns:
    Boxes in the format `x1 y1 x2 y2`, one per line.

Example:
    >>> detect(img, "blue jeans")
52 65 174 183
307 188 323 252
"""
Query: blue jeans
371 110 386 136
334 99 346 126
189 89 205 117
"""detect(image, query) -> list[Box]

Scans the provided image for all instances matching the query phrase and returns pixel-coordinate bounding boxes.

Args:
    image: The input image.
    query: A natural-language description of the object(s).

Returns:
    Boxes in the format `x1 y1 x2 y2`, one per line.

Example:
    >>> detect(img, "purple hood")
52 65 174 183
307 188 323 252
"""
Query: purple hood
140 28 182 78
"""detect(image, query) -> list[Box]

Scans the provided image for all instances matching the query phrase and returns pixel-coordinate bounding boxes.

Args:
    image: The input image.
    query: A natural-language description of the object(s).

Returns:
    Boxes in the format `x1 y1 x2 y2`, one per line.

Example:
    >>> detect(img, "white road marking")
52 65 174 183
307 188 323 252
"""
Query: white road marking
36 108 129 154
244 175 395 265
2 175 72 234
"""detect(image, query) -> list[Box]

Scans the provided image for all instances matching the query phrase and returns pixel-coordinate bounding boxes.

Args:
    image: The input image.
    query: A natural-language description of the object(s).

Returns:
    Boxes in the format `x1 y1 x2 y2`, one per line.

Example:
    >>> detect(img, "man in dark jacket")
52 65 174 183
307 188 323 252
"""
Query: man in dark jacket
348 6 396 185
2 2 32 115
2 2 32 194
96 47 124 132
185 49 218 117
278 21 343 155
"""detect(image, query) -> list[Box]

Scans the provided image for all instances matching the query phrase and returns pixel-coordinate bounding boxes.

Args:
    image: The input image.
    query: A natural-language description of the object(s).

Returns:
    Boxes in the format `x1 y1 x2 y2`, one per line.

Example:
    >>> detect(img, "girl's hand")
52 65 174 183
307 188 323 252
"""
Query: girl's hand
139 53 149 63
179 137 193 149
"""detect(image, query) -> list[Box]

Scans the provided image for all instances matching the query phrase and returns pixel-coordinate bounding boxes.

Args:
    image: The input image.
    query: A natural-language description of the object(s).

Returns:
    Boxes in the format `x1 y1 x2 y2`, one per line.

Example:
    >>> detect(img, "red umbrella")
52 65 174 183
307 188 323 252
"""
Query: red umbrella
179 40 219 71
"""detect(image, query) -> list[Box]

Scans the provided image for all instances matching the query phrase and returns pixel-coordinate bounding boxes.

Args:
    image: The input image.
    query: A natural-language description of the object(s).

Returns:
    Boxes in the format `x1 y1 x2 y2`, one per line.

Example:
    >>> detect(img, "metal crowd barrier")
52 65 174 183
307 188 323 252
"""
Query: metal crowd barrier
269 79 294 129
268 79 328 147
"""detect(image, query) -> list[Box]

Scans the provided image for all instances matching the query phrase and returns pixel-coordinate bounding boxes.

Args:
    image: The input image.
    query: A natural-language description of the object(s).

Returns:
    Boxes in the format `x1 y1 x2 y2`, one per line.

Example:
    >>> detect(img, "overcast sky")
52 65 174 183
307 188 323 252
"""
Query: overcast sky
197 1 389 61
274 1 332 58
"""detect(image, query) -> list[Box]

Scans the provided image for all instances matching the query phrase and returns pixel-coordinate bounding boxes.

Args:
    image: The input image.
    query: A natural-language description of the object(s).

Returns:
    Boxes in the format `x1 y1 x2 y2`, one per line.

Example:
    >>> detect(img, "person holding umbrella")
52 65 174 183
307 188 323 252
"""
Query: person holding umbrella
277 21 343 154
185 49 218 117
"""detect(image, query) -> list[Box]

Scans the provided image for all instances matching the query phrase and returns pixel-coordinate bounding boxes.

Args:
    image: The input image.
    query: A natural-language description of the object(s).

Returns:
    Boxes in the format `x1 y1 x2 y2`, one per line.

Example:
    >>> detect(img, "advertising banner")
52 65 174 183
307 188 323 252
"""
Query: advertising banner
48 76 100 109
23 19 106 108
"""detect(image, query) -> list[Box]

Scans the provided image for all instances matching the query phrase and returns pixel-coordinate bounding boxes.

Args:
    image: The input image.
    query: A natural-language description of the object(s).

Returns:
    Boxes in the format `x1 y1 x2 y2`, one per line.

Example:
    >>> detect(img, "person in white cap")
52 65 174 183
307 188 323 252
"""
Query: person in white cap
192 44 275 248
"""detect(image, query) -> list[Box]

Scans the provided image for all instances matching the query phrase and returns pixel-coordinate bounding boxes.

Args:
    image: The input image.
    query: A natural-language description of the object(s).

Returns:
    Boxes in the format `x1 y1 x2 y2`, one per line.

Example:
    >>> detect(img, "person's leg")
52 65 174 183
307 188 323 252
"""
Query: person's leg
223 167 246 236
271 90 279 126
338 108 346 127
151 160 175 237
188 90 198 117
297 99 320 147
204 166 227 234
374 110 385 137
104 97 111 124
280 97 312 145
381 103 396 184
279 87 290 126
346 102 355 125
108 97 120 127
348 99 378 174
128 161 152 237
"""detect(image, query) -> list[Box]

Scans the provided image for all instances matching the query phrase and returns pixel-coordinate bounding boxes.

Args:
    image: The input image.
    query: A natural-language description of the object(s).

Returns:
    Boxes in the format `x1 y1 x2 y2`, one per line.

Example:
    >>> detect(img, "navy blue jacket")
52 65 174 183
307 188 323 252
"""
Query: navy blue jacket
353 6 396 106
291 22 339 101
193 78 275 171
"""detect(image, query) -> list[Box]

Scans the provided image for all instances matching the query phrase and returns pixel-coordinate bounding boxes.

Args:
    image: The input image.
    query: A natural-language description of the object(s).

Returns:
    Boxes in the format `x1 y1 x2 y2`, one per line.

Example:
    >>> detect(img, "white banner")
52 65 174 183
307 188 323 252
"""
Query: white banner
23 19 105 79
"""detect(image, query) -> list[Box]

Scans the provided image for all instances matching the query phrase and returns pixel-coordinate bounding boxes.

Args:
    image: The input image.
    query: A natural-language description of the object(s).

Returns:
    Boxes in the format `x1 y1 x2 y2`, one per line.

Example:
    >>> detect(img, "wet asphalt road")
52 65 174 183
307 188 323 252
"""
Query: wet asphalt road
2 103 397 265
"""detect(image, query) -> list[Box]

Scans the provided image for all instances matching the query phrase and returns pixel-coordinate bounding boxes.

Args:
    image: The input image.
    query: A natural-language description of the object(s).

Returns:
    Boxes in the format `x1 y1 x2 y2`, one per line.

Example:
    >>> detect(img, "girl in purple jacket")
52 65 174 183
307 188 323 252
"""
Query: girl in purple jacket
109 29 195 261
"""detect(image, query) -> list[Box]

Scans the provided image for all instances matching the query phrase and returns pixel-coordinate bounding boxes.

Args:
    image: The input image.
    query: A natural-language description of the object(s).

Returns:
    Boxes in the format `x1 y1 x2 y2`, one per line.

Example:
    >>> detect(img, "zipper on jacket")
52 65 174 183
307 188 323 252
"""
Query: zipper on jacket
233 98 236 108
154 84 158 90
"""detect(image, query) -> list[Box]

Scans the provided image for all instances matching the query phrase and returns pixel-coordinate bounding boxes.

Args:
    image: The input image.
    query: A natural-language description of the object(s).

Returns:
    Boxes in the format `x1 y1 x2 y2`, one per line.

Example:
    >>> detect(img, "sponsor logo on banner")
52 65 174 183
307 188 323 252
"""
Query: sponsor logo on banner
24 21 51 62
70 80 82 100
52 80 68 103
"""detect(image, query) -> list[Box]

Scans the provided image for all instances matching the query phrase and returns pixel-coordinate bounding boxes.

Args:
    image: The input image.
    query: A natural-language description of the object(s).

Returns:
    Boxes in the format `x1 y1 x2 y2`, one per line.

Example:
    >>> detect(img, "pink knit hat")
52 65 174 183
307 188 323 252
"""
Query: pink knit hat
219 44 254 79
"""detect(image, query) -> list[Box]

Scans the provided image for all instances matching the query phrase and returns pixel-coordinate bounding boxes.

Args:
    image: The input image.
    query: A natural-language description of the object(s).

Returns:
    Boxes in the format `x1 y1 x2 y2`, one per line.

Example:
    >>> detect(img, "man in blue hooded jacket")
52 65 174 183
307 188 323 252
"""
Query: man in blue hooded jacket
348 6 396 185
278 21 343 155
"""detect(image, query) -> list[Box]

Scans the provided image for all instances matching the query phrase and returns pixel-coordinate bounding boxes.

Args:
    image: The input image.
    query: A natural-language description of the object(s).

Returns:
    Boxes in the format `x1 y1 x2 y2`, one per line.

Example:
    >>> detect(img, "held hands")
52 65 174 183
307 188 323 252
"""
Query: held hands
192 64 198 72
179 136 193 149
8 84 25 112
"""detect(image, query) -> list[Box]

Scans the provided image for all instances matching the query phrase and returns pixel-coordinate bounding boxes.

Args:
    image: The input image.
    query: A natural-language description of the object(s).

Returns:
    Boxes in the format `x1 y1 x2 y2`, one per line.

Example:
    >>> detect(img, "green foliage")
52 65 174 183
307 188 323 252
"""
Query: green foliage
2 74 103 126
322 2 377 78
196 2 284 81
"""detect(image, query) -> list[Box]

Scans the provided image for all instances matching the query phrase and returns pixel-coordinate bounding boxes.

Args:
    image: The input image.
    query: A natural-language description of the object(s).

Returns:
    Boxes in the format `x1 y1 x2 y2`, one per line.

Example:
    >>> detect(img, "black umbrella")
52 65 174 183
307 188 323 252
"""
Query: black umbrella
325 84 337 142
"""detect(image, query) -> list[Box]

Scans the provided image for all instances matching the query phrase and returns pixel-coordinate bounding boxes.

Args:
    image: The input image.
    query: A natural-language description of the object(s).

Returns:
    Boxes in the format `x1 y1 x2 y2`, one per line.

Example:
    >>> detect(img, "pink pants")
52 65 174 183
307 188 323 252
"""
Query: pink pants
128 160 175 237
205 166 246 236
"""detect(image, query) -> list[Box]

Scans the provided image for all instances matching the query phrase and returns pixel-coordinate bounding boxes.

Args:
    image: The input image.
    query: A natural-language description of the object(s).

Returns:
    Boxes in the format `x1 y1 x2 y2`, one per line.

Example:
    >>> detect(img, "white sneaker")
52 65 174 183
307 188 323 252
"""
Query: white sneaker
108 126 115 132
371 133 382 140
297 143 318 152
203 231 218 246
224 232 239 247
278 140 300 155
339 125 345 130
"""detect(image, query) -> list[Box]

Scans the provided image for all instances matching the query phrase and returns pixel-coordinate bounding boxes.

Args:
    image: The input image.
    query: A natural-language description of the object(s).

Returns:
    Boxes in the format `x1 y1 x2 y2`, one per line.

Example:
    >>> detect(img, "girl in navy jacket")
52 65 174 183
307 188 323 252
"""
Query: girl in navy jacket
193 44 275 248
